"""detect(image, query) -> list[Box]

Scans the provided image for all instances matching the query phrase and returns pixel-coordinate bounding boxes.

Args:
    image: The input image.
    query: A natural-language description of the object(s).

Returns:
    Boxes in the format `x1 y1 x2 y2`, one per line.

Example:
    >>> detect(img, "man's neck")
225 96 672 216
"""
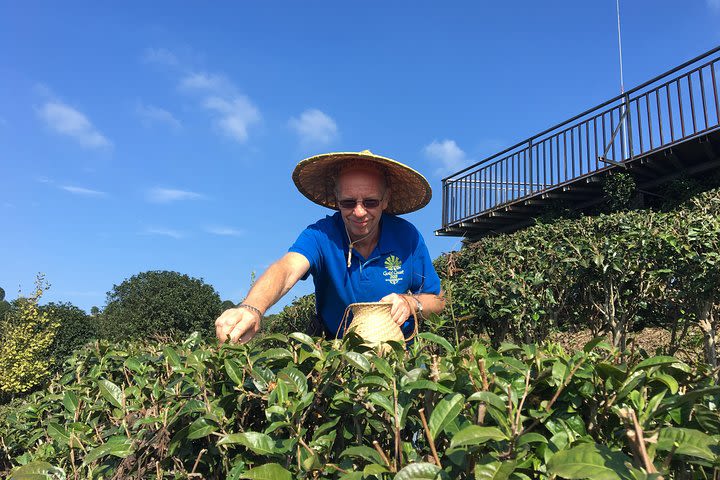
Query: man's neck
351 230 379 257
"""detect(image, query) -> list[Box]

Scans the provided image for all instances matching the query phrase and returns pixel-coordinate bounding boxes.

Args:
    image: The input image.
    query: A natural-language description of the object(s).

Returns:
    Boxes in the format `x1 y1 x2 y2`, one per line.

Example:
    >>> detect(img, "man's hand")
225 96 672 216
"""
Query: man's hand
215 307 261 344
379 293 414 325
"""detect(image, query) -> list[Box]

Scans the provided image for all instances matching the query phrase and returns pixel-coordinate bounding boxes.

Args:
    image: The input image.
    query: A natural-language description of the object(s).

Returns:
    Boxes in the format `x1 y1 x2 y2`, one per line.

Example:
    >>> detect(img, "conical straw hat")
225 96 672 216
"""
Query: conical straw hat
292 150 432 215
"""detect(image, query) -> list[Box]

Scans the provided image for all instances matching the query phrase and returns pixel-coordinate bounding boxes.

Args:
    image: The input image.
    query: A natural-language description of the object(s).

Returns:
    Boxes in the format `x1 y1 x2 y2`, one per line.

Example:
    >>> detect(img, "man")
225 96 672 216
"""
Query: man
215 150 445 344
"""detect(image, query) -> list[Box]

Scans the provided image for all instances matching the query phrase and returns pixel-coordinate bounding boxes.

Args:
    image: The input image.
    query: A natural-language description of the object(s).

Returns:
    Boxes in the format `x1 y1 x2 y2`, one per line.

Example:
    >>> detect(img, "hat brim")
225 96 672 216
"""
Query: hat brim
292 151 432 215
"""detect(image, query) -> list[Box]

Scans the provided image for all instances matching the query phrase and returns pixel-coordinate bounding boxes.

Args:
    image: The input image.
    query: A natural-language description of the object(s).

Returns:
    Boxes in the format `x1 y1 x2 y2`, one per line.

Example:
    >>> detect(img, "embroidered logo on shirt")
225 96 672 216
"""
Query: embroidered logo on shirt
383 255 404 285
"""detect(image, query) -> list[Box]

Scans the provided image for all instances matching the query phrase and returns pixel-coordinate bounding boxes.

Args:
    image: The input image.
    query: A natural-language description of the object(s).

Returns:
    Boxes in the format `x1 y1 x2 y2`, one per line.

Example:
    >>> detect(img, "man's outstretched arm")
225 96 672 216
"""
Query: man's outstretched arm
215 252 310 344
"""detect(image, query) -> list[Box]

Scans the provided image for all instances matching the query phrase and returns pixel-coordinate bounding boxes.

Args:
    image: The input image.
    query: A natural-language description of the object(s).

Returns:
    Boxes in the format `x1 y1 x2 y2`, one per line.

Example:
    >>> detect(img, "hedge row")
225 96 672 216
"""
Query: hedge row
436 187 720 364
2 331 720 478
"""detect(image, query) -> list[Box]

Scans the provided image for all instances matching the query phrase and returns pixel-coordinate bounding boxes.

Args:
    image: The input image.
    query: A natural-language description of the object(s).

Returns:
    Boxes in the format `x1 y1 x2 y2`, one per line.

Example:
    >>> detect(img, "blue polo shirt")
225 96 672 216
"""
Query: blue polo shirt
288 212 441 339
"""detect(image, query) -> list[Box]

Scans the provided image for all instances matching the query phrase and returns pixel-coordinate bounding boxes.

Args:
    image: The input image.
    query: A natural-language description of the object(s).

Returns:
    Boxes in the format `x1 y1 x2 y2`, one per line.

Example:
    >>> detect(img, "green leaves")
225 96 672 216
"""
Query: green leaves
474 458 517 480
344 351 371 372
4 325 720 479
187 417 218 440
418 332 455 353
237 463 292 480
656 427 718 461
83 437 134 465
8 461 66 480
46 422 70 445
219 432 278 455
547 443 634 480
429 393 464 439
62 391 79 414
96 378 123 409
394 462 443 480
224 358 244 385
450 426 507 449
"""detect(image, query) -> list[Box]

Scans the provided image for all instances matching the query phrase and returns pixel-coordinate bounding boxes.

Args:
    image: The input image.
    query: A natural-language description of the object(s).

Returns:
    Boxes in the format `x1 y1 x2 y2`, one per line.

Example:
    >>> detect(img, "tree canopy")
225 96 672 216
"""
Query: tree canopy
100 270 221 340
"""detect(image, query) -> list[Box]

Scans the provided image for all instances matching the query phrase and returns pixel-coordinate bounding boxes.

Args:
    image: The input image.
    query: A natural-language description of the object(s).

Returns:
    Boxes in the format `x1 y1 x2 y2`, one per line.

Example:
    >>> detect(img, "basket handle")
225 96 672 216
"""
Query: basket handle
399 295 419 343
335 304 354 340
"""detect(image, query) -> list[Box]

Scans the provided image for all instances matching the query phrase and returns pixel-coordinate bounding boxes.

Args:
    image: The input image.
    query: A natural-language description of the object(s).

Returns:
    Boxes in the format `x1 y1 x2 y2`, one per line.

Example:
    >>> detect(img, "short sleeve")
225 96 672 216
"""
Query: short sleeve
410 230 442 295
289 225 323 281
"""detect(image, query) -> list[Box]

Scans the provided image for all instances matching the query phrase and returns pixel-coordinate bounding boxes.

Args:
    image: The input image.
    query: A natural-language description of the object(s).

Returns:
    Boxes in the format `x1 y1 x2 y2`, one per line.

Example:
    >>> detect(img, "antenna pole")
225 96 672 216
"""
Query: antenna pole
616 0 625 94
616 0 629 160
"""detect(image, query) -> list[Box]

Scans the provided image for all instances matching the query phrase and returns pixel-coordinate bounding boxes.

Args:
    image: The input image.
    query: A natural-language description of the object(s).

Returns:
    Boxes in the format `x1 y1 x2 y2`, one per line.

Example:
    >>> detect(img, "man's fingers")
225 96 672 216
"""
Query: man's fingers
215 312 233 343
228 314 260 344
215 308 260 344
239 327 257 344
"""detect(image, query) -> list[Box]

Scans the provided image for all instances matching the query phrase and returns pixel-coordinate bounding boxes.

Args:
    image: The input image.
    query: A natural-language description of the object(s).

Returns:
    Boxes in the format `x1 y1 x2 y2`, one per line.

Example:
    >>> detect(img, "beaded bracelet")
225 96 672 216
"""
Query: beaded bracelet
237 303 263 319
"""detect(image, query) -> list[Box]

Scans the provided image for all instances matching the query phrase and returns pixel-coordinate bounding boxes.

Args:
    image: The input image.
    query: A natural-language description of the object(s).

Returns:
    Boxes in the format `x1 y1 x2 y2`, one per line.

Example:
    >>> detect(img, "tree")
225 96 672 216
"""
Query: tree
263 294 316 336
0 274 59 397
221 300 236 311
41 302 96 369
100 271 222 340
0 286 9 321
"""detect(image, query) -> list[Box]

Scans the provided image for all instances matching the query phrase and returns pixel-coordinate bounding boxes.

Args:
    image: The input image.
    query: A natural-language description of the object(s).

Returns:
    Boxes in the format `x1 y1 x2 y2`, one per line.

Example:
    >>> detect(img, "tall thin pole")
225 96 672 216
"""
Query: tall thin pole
616 0 625 95
616 0 629 160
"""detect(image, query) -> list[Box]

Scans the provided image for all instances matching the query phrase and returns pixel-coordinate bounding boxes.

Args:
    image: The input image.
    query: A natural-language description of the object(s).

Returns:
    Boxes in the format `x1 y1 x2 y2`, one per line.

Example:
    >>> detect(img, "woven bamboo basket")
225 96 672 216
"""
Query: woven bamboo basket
337 301 417 346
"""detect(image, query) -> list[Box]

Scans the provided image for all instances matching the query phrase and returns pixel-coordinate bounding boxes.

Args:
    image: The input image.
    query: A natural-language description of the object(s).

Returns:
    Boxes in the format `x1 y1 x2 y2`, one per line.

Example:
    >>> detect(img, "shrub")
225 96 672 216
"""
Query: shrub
41 302 96 370
2 333 719 478
0 275 59 399
263 293 316 335
441 187 720 356
99 270 221 340
0 286 10 321
603 171 636 211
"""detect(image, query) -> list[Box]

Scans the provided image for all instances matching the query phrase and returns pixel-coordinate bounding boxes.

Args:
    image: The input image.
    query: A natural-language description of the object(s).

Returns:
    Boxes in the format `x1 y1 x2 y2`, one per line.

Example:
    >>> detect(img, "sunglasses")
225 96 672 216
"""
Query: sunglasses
337 198 383 210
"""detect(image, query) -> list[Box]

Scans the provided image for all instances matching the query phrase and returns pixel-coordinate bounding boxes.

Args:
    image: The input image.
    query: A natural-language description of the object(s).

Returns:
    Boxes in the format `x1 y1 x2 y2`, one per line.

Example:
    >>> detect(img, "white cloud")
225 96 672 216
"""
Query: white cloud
423 139 470 176
36 176 53 184
175 70 261 143
38 101 111 149
136 102 182 130
33 83 53 98
142 50 262 143
708 0 720 10
205 226 244 237
202 95 260 142
61 185 107 197
289 109 338 145
142 47 179 67
147 187 203 203
179 72 232 93
144 227 184 239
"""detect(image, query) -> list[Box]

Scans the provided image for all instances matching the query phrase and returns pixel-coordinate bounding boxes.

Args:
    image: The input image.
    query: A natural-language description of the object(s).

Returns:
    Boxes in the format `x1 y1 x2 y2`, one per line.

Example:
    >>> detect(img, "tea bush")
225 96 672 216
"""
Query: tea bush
2 331 719 479
438 187 720 361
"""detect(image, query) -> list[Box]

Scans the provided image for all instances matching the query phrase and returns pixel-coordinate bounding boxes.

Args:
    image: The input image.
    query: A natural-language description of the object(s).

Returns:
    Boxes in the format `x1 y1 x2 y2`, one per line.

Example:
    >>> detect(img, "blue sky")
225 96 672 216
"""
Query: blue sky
2 1 719 313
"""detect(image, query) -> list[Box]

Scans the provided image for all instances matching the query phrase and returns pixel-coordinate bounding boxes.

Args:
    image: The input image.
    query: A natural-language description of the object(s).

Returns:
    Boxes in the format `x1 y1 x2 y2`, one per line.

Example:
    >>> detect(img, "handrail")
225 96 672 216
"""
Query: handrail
442 44 720 182
440 45 720 229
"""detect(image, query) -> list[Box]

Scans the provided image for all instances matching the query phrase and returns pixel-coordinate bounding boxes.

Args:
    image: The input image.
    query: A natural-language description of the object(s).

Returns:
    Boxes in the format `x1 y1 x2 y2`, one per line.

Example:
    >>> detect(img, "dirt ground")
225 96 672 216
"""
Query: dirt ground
548 327 707 365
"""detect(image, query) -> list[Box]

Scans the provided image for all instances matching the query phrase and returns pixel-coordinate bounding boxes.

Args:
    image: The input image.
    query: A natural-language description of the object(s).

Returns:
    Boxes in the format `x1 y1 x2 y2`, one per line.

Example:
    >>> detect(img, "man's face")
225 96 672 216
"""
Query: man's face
336 168 389 241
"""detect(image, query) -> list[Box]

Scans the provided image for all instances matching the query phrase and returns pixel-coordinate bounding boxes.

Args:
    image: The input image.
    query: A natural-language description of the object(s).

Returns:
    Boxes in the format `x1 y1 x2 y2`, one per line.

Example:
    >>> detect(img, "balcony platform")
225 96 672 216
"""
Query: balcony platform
437 46 720 241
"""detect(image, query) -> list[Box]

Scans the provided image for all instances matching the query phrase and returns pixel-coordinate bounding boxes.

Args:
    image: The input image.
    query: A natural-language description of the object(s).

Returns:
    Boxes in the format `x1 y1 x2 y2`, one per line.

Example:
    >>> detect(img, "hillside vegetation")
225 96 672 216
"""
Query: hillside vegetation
435 186 720 366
